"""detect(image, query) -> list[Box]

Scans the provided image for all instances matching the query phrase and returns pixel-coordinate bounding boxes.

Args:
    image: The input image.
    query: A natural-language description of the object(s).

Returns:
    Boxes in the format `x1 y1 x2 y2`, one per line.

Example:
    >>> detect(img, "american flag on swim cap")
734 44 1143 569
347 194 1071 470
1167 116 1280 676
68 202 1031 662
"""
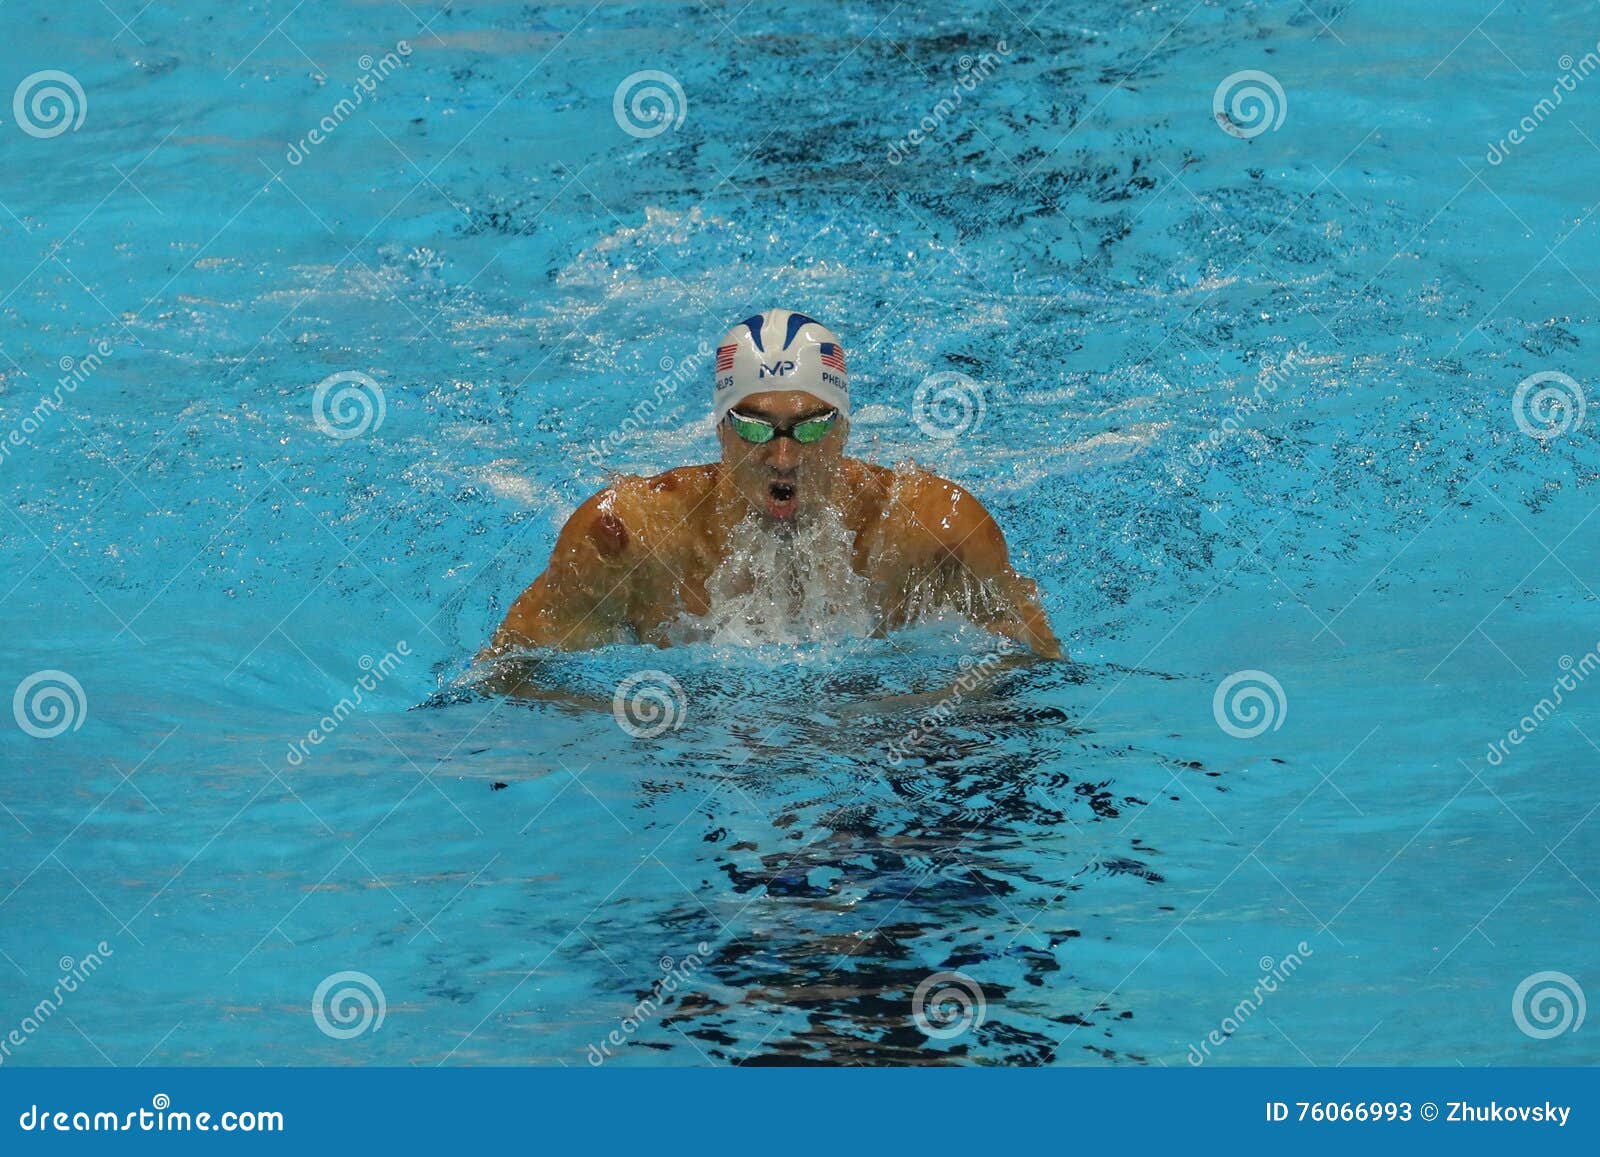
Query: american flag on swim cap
711 308 851 422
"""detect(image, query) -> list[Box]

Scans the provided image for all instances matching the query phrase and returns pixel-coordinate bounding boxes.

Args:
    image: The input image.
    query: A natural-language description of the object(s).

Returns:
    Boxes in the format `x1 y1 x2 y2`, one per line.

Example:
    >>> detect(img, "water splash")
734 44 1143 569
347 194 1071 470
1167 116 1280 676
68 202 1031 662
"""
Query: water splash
667 506 877 647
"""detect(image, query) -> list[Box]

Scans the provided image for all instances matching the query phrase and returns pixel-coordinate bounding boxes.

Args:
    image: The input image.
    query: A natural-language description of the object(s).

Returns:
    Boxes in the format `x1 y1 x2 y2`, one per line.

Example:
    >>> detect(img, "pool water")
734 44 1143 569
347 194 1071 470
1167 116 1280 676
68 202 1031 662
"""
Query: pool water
2 0 1597 1066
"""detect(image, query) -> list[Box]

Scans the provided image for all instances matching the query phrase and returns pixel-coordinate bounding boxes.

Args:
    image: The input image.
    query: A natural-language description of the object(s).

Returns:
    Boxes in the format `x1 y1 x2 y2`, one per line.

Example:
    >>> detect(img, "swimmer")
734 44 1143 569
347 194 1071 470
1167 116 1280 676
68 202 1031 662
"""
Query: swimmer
485 309 1062 658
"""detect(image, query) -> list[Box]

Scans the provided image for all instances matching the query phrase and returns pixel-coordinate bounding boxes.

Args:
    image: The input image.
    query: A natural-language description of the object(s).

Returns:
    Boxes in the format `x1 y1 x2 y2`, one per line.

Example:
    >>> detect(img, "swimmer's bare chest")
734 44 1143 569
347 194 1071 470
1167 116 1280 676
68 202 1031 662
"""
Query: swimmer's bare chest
624 473 898 645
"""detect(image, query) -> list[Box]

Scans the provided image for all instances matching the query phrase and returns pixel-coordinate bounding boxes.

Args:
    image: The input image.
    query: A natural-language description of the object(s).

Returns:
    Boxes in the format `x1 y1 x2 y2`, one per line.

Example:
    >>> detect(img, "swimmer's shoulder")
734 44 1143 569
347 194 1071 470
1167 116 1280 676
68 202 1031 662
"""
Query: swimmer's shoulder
563 465 718 559
554 484 639 567
638 462 720 505
869 460 1005 560
841 457 895 514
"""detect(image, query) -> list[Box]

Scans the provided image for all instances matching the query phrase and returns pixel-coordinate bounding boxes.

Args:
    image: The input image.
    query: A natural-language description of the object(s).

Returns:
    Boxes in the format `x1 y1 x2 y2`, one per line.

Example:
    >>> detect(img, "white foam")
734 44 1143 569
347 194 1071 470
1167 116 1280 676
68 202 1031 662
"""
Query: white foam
667 506 877 646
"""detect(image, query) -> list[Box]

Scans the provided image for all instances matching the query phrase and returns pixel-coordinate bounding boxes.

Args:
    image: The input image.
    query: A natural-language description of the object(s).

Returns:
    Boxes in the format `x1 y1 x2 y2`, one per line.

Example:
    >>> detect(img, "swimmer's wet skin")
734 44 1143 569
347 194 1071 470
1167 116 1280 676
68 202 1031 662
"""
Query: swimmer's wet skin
485 309 1062 658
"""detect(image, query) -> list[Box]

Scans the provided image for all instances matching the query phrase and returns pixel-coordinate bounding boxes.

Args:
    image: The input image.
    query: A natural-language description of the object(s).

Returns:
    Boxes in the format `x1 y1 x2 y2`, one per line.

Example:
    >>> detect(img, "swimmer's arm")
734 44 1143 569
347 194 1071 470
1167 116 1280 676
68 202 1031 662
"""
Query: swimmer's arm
982 570 1063 660
911 477 1064 660
959 546 1063 660
481 490 635 656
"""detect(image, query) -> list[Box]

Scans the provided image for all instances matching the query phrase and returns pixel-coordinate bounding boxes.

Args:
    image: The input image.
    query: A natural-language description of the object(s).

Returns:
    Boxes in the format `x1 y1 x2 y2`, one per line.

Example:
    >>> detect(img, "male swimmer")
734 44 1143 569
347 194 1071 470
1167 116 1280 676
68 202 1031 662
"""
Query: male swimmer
485 309 1061 658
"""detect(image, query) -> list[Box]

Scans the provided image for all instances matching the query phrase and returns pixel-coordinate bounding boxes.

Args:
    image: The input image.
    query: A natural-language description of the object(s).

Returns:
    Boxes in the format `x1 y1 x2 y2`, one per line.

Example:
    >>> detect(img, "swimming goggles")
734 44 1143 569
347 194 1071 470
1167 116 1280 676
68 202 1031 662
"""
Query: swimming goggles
724 408 839 445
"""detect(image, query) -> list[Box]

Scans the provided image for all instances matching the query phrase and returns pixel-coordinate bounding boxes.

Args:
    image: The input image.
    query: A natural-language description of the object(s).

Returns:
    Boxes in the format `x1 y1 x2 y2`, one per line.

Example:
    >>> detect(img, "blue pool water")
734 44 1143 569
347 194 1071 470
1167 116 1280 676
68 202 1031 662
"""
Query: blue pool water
1 0 1597 1066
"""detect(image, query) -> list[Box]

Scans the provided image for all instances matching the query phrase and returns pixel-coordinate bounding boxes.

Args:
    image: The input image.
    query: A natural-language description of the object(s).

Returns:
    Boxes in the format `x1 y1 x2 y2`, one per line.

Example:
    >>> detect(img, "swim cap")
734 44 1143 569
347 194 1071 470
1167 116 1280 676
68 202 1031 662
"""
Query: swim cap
712 309 849 422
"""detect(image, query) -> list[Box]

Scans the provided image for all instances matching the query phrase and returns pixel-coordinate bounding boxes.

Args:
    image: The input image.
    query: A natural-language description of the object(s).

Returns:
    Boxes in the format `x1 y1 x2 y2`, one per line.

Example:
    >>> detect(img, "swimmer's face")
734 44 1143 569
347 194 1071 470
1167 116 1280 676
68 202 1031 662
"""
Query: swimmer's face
717 390 849 526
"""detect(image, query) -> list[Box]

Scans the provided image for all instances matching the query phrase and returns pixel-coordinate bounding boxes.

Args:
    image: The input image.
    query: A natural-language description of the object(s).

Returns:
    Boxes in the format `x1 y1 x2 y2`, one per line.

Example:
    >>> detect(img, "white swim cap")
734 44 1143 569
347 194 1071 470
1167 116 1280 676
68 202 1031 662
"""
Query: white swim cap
712 309 849 422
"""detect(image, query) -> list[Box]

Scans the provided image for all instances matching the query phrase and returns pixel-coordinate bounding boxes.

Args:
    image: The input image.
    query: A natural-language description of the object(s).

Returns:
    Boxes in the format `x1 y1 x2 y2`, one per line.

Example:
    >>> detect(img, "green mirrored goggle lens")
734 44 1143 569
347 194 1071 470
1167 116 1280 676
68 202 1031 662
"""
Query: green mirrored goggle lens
791 415 836 443
726 410 838 445
727 413 776 443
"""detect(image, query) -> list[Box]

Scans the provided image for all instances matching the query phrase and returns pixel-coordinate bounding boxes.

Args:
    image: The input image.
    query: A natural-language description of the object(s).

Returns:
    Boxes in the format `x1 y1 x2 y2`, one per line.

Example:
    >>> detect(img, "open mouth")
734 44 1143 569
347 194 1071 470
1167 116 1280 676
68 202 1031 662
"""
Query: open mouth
765 479 798 521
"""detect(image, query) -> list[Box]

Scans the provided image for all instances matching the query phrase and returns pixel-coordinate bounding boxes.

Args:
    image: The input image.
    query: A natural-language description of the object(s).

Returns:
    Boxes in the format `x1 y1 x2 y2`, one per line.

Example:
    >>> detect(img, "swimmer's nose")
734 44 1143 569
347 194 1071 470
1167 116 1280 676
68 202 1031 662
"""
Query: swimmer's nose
765 437 801 470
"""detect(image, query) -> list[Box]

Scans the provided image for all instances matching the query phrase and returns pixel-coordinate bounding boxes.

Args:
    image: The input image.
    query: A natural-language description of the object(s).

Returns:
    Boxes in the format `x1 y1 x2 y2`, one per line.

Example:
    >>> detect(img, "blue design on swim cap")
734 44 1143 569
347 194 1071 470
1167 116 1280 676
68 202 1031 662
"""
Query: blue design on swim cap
783 312 819 350
740 314 765 352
